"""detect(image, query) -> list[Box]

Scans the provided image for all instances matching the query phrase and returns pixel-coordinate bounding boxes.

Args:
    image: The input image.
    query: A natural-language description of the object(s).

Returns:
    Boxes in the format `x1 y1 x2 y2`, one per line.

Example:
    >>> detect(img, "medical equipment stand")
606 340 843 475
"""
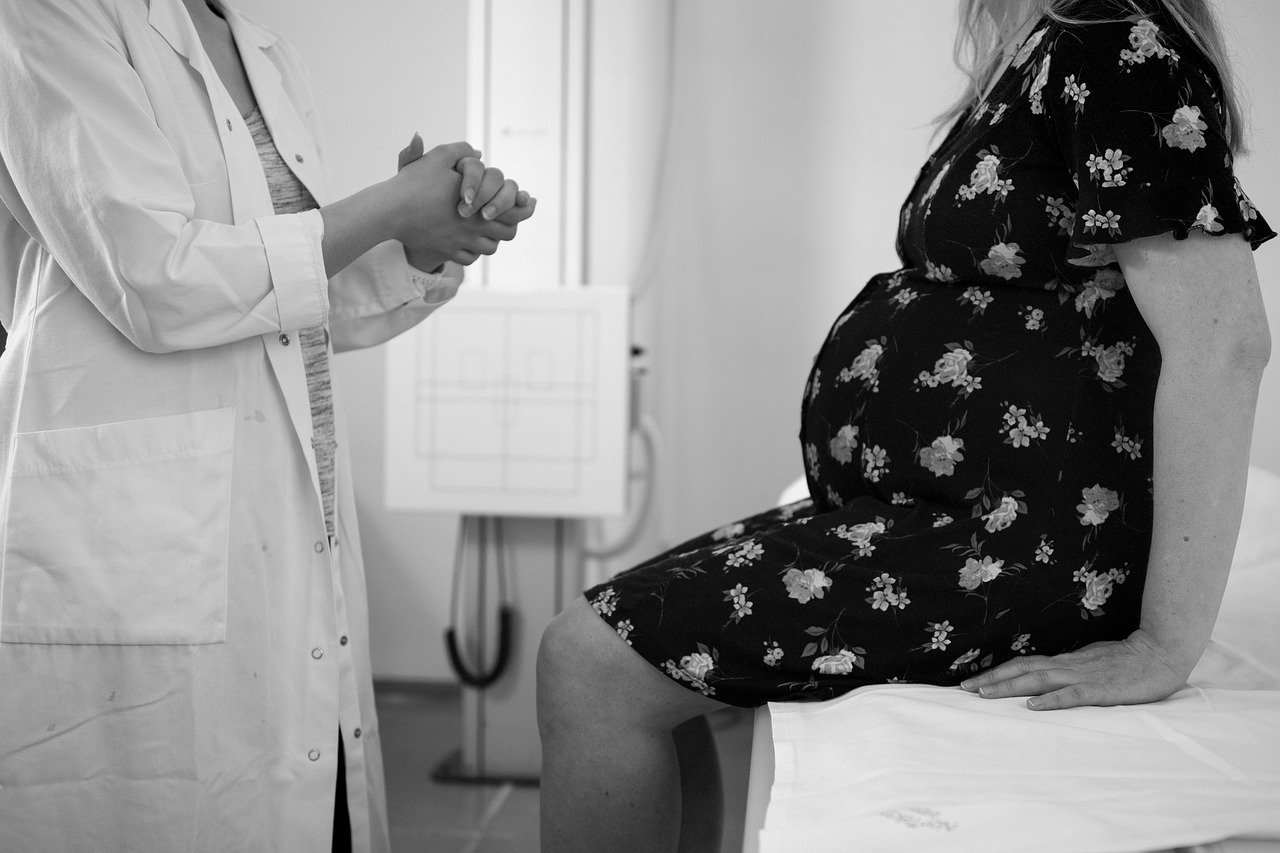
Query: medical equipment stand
434 516 584 785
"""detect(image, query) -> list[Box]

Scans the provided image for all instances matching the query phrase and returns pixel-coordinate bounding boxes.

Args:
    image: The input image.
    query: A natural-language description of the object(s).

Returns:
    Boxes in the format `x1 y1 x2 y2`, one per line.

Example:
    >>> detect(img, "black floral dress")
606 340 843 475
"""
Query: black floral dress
585 5 1274 708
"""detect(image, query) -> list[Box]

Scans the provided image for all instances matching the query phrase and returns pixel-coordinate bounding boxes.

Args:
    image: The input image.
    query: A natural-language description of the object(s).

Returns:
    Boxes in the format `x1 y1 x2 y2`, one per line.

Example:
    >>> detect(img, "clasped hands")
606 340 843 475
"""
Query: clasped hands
390 134 536 272
960 627 1195 710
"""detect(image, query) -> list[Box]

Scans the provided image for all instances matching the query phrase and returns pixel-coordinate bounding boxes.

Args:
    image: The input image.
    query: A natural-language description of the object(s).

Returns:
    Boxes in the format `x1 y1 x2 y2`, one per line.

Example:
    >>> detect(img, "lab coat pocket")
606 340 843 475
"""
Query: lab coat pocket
1 408 235 645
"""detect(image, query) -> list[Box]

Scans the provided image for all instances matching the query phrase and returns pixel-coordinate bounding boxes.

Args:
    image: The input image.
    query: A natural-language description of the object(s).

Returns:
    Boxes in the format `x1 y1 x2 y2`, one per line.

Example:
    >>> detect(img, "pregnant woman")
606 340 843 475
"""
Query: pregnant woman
537 1 1273 851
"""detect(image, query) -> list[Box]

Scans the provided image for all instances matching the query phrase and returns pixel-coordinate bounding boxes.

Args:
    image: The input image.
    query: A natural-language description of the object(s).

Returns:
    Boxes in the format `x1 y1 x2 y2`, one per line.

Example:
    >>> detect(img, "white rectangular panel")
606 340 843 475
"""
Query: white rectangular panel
385 286 630 517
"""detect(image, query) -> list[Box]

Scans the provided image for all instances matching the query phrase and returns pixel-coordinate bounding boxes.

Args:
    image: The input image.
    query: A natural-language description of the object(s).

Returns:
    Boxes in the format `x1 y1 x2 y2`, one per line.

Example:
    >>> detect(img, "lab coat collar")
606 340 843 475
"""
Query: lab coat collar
148 1 283 120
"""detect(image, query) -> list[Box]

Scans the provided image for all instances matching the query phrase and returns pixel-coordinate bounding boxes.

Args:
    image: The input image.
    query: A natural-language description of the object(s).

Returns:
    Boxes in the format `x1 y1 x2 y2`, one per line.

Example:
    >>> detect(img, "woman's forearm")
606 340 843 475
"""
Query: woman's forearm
1139 345 1268 671
318 180 409 279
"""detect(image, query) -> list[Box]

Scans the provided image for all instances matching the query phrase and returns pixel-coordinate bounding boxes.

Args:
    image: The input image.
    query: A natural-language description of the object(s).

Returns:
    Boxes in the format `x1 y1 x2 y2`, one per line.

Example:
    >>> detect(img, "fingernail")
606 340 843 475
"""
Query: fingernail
960 680 974 690
464 189 475 205
978 686 991 696
1027 697 1041 709
481 206 496 220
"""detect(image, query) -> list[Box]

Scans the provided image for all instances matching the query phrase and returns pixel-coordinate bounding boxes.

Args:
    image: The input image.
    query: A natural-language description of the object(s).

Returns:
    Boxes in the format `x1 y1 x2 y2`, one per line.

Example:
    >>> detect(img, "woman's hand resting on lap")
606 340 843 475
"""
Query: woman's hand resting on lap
960 628 1194 710
393 134 536 271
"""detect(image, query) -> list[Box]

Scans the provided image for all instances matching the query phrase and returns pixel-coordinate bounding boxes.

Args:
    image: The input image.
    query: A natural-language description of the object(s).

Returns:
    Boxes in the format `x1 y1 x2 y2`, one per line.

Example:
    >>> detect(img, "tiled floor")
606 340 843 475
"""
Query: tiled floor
375 682 755 853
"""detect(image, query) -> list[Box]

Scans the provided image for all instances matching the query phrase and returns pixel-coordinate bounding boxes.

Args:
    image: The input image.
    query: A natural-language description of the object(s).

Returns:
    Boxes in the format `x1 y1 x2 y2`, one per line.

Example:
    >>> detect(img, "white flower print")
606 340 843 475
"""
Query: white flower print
959 556 1004 590
811 648 864 675
1075 566 1130 613
783 567 832 604
918 434 966 477
615 619 634 645
1034 537 1054 563
1086 148 1132 187
1011 633 1034 654
1023 306 1045 330
889 287 922 310
1029 54 1051 115
723 583 754 623
838 341 884 389
948 648 982 673
980 241 1025 279
860 571 911 612
1044 196 1075 234
960 286 994 314
711 522 745 541
926 620 953 651
725 541 763 568
828 424 859 464
867 572 910 612
1070 242 1118 268
833 520 886 557
862 444 889 483
1162 105 1208 152
1077 484 1120 526
1120 19 1179 67
1074 267 1126 317
989 103 1008 125
1061 74 1090 113
763 641 784 668
664 648 718 696
1012 27 1047 68
956 150 1014 202
933 514 954 528
805 442 820 481
1236 178 1259 222
1194 203 1224 233
808 367 822 402
1001 403 1049 447
982 495 1021 533
1083 339 1134 384
1081 208 1122 238
825 485 844 509
925 260 959 283
1112 428 1143 460
591 586 619 616
916 346 982 396
891 492 915 507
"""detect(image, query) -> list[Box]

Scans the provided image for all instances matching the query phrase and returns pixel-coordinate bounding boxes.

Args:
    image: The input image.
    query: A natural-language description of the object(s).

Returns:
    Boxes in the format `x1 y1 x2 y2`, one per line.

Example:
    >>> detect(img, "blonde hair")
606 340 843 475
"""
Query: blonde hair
939 0 1246 153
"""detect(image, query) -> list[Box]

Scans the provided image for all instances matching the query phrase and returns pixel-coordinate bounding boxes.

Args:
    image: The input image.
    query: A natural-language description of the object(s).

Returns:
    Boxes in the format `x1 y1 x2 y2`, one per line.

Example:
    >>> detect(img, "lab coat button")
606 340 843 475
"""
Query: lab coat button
295 153 305 163
226 118 233 131
311 648 323 660
353 728 362 739
308 749 321 761
314 541 325 553
279 333 290 346
340 636 349 646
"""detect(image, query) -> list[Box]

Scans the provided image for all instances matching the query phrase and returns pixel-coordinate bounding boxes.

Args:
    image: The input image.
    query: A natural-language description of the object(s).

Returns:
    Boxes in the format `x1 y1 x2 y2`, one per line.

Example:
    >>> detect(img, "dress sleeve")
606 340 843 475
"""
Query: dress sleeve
1042 15 1274 264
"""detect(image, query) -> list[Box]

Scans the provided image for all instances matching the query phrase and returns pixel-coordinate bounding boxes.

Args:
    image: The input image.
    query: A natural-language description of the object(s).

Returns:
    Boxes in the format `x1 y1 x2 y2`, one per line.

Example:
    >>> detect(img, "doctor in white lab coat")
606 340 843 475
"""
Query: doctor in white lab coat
0 0 533 850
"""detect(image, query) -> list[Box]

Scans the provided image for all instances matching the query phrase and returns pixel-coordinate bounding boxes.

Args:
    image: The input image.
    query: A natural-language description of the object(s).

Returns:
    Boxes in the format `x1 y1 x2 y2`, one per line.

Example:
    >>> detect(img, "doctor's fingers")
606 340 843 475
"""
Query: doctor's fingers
457 168 523 220
494 193 536 227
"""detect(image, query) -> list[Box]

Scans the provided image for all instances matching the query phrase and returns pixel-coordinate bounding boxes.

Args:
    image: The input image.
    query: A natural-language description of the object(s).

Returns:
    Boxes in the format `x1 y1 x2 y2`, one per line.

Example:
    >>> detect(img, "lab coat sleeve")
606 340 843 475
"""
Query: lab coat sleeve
0 0 328 354
273 38 463 353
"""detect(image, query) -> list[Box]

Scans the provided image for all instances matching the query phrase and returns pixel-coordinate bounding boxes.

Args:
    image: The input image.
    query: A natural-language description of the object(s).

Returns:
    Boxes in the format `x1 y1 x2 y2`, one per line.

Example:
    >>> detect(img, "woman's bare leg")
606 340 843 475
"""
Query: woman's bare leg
537 597 730 853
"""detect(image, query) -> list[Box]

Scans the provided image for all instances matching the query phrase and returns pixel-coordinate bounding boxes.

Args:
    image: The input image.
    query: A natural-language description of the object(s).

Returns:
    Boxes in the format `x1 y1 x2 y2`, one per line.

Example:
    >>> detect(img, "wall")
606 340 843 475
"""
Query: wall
229 0 1280 680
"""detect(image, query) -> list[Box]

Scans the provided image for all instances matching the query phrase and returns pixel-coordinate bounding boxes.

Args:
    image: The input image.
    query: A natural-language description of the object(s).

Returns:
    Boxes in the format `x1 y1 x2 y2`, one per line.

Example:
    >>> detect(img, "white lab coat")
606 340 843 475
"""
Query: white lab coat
0 1 458 850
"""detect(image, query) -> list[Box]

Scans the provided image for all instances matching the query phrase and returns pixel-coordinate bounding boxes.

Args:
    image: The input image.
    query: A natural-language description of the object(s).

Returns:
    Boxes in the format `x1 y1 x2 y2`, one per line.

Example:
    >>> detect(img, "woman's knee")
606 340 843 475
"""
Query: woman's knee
537 597 726 734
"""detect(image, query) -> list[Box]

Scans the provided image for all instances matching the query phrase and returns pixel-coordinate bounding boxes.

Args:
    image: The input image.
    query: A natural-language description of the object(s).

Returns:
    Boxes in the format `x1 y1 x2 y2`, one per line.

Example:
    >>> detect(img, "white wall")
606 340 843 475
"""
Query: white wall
230 0 1280 680
1224 0 1280 473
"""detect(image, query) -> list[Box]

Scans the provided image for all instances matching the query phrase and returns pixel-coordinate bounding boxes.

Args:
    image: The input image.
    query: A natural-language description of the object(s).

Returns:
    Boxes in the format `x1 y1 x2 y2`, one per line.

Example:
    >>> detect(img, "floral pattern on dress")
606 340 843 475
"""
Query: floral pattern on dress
582 3 1273 709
